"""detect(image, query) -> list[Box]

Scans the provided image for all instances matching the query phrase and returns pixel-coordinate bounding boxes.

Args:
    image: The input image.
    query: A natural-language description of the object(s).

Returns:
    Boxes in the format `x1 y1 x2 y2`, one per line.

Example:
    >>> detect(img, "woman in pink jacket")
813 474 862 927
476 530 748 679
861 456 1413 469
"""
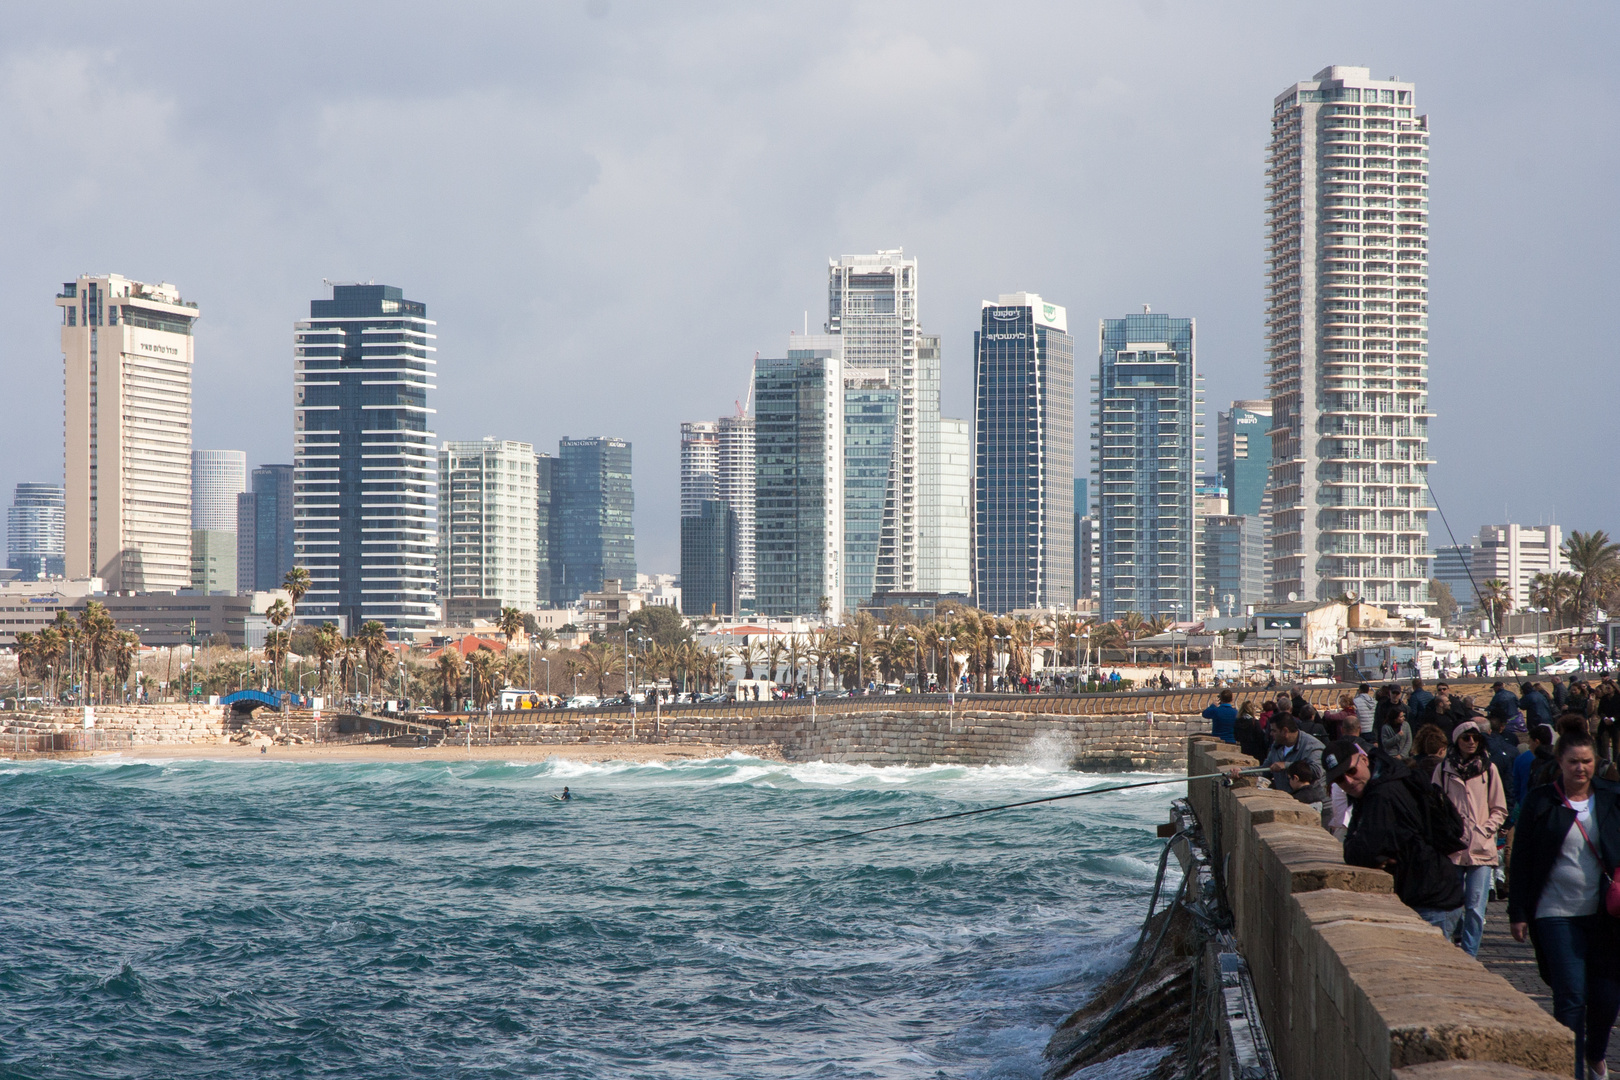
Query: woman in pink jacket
1433 720 1510 956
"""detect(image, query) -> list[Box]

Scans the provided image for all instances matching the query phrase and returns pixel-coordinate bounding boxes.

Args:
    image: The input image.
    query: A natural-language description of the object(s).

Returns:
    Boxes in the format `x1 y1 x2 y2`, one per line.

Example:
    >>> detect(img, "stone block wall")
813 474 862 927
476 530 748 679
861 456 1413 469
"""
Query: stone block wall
472 709 1203 770
1188 737 1573 1079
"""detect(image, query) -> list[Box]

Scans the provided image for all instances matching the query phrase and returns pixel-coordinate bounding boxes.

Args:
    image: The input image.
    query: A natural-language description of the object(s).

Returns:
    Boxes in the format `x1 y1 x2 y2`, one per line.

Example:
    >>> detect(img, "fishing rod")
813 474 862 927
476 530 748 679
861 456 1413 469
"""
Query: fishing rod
777 767 1271 851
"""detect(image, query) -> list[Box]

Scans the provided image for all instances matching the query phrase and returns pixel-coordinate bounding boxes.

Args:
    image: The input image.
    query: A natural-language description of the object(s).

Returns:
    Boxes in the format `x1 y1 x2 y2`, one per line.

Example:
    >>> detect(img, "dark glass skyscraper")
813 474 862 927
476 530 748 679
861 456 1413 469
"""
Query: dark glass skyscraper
842 374 898 611
1217 400 1272 519
552 437 635 602
293 285 437 632
7 483 66 579
1096 311 1201 621
236 464 295 594
972 294 1074 614
681 499 738 618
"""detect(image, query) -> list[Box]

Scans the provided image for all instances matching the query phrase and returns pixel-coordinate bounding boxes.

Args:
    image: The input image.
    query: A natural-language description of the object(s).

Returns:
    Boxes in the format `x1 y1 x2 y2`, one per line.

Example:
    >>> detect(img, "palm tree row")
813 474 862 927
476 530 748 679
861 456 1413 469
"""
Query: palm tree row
14 602 139 704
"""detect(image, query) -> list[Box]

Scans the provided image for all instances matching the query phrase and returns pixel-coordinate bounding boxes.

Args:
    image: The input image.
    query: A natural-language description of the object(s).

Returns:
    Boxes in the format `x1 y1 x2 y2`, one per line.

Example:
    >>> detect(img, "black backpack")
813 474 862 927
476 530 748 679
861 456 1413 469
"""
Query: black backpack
1405 774 1468 856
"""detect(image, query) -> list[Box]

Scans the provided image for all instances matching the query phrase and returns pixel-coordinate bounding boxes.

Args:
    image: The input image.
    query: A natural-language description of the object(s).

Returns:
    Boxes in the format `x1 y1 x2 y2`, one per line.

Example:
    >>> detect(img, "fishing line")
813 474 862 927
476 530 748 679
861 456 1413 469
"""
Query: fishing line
775 768 1269 851
1425 477 1513 659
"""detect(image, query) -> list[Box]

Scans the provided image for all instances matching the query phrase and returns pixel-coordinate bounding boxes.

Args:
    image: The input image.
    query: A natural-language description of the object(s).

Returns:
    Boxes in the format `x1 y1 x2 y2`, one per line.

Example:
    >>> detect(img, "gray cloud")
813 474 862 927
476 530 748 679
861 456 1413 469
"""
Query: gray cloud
1 1 1614 574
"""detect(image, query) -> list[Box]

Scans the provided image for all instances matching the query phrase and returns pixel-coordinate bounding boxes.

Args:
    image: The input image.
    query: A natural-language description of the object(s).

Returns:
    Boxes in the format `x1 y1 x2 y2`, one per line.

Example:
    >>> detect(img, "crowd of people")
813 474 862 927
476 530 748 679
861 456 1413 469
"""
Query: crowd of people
1208 675 1620 1079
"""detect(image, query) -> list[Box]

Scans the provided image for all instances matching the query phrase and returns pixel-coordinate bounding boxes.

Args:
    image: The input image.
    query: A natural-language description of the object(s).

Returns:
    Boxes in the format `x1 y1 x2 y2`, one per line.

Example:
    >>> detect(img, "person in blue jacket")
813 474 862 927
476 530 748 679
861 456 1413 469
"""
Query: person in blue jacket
1202 688 1238 744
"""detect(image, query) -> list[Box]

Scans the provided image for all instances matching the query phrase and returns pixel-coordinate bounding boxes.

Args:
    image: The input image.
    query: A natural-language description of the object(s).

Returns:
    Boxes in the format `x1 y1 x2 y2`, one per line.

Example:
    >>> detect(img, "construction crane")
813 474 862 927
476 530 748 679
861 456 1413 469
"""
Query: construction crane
735 352 757 418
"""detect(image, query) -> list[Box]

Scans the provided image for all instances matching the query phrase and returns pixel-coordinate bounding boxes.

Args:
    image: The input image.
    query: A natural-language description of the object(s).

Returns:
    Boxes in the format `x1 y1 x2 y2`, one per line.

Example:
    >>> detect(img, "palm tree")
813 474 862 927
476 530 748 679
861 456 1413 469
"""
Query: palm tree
264 598 292 692
436 648 464 711
533 626 558 652
78 601 118 704
498 607 525 649
1529 571 1581 629
282 566 312 625
578 640 621 697
313 622 341 695
1562 530 1620 625
113 631 140 701
1479 579 1512 631
357 621 392 694
466 647 499 708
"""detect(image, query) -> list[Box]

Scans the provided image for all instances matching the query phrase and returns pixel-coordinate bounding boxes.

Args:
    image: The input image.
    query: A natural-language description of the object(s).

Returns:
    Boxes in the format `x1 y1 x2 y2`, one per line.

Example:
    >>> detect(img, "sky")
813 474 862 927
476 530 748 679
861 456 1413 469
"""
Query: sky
1 1 1615 574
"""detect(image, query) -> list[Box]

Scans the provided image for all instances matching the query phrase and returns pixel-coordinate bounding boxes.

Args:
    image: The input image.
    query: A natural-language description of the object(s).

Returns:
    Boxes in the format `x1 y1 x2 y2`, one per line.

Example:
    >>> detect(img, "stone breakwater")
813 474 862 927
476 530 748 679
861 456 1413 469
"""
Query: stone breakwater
459 708 1204 770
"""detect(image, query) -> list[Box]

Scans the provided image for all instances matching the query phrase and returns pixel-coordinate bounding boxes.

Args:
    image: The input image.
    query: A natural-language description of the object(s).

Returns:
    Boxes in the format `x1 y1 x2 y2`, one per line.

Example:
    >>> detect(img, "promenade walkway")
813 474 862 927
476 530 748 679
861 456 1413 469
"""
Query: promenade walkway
1477 898 1619 1071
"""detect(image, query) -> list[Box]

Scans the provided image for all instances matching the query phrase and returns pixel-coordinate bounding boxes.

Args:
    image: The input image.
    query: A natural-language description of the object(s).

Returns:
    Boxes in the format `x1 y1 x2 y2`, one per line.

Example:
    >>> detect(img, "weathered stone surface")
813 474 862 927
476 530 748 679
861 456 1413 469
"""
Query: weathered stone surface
1393 1064 1568 1080
1185 739 1576 1080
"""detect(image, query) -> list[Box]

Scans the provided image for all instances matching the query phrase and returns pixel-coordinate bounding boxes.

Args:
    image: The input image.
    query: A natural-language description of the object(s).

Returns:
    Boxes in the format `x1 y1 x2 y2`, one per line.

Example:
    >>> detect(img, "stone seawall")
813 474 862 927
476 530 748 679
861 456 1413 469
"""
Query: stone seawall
462 709 1202 770
1187 736 1572 1080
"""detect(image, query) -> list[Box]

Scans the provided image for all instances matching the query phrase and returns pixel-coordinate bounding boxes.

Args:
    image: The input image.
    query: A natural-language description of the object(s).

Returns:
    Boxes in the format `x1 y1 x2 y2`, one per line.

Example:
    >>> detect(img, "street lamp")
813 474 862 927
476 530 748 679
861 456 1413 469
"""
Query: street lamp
940 636 957 704
1527 607 1548 675
906 636 921 693
539 655 551 696
992 634 1010 689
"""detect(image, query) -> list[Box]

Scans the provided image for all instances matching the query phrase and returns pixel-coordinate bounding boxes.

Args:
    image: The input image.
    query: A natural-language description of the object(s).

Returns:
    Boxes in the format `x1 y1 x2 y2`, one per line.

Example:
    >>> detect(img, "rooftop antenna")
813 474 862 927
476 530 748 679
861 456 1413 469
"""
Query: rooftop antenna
804 311 808 336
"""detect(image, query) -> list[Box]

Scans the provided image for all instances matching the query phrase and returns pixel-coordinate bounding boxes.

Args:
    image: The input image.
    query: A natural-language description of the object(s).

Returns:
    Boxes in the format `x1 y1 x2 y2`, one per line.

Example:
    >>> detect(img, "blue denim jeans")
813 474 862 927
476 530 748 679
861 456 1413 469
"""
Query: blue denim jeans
1415 905 1463 941
1532 915 1620 1078
1456 865 1493 957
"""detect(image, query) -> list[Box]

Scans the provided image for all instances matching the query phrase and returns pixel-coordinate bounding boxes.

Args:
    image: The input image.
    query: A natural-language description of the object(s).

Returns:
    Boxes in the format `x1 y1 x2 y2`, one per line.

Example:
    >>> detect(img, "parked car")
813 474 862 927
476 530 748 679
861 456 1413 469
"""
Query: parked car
564 695 600 709
1541 658 1583 675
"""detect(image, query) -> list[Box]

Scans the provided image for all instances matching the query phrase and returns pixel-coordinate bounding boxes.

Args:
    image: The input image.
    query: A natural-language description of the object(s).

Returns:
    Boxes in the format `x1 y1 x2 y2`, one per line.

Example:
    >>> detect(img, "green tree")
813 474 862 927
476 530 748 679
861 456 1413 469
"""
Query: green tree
436 649 464 711
625 604 692 648
1562 530 1620 624
282 566 311 623
1428 579 1459 624
499 607 525 648
358 621 391 689
1479 579 1512 630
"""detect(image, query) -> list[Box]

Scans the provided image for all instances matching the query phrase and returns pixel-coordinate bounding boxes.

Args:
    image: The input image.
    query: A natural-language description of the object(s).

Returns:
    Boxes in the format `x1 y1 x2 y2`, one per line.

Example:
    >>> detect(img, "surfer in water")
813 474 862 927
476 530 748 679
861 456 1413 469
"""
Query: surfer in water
560 787 571 801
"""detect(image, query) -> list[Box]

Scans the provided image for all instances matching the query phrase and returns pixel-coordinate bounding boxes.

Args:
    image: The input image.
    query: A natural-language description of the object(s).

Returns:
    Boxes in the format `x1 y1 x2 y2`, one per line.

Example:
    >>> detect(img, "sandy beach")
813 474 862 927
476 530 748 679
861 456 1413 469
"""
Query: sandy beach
73 741 784 765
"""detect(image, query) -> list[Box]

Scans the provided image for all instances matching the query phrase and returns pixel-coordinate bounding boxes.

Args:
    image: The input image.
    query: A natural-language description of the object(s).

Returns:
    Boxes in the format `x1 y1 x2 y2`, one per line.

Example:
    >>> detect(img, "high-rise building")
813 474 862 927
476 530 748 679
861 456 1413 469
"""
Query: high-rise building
755 336 843 618
553 437 635 603
681 415 755 610
679 422 719 516
1217 401 1272 520
58 274 197 592
192 450 247 532
535 453 554 607
7 483 66 580
293 284 438 632
190 529 236 595
236 465 294 595
929 416 973 597
1266 66 1432 606
1432 543 1475 608
828 251 934 596
972 294 1074 614
438 439 540 622
842 371 899 612
1073 478 1097 606
1095 310 1202 621
191 450 246 595
1203 515 1266 617
716 415 755 607
681 499 738 618
1472 524 1563 612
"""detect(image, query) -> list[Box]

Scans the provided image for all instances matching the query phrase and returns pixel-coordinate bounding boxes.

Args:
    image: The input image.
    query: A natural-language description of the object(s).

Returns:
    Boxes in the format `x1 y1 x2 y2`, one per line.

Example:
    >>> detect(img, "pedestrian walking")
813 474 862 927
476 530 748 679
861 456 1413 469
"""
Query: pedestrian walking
1353 682 1377 735
1508 728 1620 1080
1432 722 1508 956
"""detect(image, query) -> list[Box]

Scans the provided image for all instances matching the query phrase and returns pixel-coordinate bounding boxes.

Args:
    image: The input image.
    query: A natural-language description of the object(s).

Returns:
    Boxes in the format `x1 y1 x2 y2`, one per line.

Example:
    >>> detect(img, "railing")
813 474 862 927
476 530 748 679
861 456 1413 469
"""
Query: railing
4 729 140 754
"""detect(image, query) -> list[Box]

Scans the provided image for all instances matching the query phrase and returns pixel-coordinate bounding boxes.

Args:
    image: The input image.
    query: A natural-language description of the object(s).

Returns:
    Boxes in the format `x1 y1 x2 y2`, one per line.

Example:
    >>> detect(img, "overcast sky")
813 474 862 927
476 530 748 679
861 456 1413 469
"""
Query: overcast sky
2 1 1615 574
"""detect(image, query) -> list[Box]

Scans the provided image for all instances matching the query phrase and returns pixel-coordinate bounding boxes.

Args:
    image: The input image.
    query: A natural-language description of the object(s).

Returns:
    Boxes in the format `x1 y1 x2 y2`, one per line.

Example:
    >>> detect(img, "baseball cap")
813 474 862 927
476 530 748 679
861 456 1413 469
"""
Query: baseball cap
1321 738 1365 784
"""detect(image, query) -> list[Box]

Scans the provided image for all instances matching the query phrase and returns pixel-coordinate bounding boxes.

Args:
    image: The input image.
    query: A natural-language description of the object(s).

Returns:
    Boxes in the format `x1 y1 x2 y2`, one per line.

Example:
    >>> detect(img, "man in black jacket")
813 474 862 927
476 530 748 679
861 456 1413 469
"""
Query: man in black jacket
1325 738 1466 936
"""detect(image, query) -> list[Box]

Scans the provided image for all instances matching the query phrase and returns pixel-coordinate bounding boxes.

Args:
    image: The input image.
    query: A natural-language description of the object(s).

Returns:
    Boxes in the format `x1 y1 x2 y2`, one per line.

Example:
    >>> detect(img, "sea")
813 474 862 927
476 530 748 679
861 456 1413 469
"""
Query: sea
0 750 1177 1080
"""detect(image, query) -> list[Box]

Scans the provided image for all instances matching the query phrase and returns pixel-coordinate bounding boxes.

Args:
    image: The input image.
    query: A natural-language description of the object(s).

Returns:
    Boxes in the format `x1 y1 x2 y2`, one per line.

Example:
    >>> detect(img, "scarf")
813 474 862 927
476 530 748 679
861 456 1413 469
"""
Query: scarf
1445 739 1489 782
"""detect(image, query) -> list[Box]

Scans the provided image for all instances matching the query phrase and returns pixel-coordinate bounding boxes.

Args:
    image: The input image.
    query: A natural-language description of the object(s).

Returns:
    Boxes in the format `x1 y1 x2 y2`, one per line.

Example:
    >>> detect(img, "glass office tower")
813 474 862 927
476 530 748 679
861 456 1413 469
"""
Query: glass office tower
972 294 1074 614
293 285 438 632
552 437 635 603
681 499 738 618
7 483 66 579
1095 311 1202 621
842 372 899 611
754 337 843 618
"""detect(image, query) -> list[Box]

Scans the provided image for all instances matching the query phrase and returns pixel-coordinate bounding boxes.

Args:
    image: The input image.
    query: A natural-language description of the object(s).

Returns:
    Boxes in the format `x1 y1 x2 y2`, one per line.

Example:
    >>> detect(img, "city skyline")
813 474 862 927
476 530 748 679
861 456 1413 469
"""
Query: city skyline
2 6 1615 576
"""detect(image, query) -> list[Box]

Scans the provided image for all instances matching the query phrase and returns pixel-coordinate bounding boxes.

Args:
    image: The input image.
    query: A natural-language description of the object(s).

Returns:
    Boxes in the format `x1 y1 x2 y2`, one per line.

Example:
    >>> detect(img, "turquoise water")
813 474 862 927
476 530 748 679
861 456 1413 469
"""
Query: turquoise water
0 752 1173 1079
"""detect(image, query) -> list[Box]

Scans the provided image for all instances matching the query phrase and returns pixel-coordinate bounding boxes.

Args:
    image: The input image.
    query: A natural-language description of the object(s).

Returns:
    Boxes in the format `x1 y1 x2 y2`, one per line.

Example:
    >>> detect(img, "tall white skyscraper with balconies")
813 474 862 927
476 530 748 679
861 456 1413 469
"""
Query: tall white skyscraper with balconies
1266 66 1432 607
438 438 540 622
679 422 719 516
57 274 197 592
828 250 937 597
